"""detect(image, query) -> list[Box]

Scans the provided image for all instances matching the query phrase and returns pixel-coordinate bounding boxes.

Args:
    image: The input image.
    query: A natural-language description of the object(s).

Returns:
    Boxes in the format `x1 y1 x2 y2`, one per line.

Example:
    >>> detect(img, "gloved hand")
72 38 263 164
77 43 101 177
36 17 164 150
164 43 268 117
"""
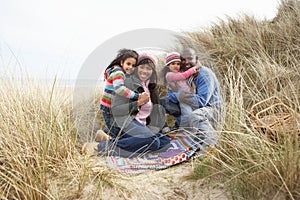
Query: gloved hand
179 92 198 108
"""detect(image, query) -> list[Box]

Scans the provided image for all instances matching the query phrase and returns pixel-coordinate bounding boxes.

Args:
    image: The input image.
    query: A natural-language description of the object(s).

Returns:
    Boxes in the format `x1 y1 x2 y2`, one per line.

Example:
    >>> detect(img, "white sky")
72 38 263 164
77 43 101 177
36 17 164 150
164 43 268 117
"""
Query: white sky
0 0 280 80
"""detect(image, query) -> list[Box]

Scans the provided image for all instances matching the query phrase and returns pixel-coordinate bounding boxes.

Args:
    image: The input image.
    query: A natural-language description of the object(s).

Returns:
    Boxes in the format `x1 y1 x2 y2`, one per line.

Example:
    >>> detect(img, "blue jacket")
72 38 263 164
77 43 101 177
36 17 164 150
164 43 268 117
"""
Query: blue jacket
168 66 222 109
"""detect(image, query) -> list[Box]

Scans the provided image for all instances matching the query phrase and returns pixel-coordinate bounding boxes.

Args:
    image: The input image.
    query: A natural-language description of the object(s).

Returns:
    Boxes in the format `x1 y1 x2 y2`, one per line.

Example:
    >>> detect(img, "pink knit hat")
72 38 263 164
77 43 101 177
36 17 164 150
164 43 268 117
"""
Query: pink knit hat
137 54 158 69
165 52 181 66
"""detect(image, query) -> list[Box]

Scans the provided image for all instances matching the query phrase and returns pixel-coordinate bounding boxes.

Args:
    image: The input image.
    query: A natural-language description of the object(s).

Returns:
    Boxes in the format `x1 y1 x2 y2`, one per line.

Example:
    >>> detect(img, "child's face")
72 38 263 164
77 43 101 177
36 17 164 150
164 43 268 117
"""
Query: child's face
168 61 181 73
121 57 136 74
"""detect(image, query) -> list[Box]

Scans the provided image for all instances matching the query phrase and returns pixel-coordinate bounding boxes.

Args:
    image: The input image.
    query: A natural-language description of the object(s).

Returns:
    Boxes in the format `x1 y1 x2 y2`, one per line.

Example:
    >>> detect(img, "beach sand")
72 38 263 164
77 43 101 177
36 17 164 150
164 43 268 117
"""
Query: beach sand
80 157 228 200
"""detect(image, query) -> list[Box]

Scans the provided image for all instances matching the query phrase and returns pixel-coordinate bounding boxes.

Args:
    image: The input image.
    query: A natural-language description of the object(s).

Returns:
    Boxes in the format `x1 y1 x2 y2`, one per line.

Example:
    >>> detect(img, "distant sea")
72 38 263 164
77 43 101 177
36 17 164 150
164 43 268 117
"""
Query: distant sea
35 78 105 88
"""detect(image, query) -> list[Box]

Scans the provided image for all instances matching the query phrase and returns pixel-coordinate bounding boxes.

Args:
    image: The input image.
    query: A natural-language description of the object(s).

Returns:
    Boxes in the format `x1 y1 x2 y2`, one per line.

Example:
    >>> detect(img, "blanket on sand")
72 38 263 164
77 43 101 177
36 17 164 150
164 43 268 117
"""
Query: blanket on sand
107 131 205 174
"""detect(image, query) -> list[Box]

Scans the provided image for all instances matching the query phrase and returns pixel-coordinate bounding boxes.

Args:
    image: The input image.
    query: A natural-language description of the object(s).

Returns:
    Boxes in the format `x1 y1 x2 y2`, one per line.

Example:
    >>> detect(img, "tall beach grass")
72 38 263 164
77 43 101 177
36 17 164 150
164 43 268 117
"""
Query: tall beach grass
0 0 299 199
0 78 118 199
184 0 300 199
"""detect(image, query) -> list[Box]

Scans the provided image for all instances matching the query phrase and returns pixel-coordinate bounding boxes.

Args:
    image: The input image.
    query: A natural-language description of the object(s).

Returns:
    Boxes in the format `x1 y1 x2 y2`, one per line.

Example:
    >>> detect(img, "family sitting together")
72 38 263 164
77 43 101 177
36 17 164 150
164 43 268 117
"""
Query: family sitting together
82 47 223 157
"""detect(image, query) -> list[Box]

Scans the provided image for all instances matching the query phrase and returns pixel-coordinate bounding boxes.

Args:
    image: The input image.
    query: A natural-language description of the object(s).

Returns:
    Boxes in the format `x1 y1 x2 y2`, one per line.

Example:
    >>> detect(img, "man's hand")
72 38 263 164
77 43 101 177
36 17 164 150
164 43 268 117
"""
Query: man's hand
194 59 201 72
179 92 197 106
168 83 179 92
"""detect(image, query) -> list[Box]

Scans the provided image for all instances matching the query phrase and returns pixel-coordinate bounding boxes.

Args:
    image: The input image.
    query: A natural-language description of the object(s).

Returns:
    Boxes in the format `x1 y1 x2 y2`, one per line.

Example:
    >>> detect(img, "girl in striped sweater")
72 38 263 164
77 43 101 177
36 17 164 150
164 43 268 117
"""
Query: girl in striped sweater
100 49 149 137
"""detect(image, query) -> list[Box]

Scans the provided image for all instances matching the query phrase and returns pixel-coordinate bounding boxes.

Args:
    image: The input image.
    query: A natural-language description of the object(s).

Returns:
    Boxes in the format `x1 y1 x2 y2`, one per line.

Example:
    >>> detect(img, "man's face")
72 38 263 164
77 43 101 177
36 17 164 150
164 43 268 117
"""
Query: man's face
181 52 197 71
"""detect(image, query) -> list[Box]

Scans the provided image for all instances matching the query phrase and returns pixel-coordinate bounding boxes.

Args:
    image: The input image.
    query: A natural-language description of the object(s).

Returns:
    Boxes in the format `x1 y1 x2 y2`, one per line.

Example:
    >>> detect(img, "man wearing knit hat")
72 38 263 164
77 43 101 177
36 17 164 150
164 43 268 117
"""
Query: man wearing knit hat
162 48 223 150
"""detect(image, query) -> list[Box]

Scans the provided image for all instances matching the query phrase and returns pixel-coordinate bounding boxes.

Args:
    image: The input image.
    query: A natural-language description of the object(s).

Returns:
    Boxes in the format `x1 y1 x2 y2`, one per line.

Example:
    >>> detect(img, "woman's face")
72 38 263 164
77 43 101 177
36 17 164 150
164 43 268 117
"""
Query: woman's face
137 64 153 82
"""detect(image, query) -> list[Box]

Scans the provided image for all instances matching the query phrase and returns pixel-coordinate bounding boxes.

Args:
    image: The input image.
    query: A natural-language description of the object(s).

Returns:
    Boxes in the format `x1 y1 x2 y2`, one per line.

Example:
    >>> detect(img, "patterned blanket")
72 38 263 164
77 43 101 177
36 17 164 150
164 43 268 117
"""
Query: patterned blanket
107 132 205 174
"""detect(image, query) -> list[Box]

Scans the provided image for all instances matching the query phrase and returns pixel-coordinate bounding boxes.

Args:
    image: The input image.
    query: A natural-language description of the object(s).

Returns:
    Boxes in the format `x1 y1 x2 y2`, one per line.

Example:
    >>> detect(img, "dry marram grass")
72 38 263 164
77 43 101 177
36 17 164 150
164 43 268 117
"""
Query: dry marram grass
1 0 300 199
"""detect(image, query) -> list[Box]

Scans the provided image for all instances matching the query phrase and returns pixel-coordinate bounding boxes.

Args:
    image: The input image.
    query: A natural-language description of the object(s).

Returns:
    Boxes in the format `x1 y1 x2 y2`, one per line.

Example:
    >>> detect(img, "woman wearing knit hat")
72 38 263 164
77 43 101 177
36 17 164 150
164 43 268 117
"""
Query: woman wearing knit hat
83 54 171 157
161 52 200 127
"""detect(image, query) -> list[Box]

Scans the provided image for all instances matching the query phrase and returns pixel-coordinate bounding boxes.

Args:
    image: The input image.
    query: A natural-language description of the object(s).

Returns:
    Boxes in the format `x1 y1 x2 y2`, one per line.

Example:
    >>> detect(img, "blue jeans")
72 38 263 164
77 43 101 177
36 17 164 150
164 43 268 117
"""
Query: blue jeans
178 102 193 127
188 106 221 147
159 97 181 117
100 105 121 138
159 97 181 127
98 119 171 157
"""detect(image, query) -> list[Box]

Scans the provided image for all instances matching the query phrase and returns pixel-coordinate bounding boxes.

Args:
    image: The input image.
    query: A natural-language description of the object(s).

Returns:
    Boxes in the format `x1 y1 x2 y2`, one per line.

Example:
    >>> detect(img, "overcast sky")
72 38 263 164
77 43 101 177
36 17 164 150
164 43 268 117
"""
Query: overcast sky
0 0 280 80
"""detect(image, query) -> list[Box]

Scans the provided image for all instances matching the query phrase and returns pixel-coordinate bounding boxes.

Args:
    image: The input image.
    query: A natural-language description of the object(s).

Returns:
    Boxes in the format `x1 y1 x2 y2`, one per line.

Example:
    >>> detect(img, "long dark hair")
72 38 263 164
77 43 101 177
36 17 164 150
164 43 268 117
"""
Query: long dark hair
134 58 158 104
104 49 138 79
160 65 170 85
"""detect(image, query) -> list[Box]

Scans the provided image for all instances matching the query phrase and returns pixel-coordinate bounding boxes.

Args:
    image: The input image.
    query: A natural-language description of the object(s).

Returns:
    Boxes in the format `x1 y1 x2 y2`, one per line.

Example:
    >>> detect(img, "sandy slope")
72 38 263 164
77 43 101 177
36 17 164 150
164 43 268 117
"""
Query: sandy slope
81 158 228 200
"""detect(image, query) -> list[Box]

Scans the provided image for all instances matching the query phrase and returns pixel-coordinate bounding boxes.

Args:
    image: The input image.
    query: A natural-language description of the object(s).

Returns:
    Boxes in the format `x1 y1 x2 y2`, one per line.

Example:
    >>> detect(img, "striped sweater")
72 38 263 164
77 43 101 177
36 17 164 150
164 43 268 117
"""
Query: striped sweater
100 65 139 109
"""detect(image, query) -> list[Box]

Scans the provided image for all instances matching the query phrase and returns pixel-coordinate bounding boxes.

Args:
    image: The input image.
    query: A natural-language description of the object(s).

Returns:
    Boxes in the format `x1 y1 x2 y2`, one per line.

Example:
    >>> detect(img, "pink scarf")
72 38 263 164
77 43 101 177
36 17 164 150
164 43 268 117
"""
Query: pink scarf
135 80 153 125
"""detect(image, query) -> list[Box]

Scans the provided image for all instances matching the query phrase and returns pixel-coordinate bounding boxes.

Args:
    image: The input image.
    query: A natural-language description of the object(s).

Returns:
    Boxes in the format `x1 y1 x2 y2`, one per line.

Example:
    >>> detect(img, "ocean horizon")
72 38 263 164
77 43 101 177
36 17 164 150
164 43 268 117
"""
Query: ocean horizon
0 76 105 88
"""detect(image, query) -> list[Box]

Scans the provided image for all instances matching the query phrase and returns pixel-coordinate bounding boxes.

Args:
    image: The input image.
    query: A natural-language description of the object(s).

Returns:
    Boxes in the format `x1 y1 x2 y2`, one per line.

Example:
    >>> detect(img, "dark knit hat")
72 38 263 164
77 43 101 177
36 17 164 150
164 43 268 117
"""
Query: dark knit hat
165 52 181 66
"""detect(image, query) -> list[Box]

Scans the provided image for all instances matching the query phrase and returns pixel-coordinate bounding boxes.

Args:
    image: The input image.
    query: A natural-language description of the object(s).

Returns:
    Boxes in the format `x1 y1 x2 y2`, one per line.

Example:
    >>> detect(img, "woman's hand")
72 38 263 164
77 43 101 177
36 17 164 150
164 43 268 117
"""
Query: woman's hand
138 92 150 106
